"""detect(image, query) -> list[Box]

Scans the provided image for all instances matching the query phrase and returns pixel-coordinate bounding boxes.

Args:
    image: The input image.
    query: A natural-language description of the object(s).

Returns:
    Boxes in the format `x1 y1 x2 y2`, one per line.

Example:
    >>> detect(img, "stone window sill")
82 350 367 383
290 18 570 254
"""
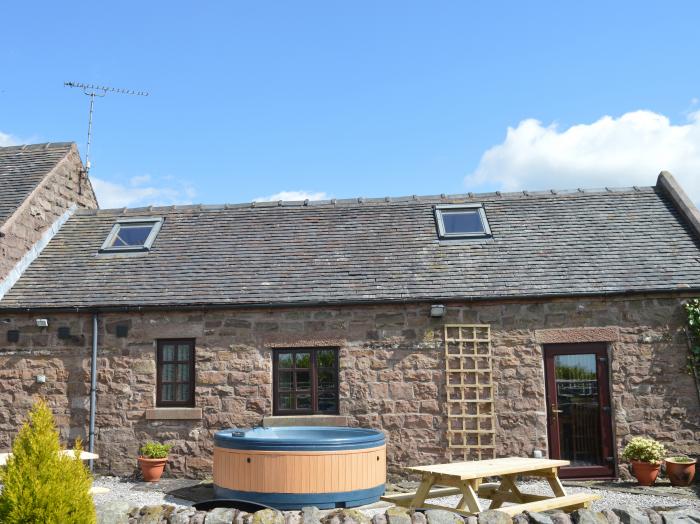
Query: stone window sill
262 415 348 427
145 407 202 420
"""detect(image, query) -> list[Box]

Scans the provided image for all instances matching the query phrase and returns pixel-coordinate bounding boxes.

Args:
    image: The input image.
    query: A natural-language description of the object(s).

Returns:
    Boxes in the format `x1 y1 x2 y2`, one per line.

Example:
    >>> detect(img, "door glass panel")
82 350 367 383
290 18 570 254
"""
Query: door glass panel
553 354 602 467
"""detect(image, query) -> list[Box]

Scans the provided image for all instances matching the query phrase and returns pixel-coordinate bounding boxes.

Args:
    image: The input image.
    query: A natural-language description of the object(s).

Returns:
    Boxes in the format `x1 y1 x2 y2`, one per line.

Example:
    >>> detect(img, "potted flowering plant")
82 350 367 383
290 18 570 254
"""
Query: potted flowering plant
621 437 666 486
664 456 696 487
138 441 172 482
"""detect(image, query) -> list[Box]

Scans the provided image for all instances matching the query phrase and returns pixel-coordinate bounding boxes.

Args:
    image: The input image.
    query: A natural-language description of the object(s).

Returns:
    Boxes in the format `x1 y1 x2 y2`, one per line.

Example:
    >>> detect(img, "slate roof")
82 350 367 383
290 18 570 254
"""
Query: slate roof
0 143 74 225
3 175 700 310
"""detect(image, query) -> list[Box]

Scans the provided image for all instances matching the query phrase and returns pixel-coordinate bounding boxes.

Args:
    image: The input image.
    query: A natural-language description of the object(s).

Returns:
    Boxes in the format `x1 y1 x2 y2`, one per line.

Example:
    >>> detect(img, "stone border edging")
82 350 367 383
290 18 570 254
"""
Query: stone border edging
95 503 700 524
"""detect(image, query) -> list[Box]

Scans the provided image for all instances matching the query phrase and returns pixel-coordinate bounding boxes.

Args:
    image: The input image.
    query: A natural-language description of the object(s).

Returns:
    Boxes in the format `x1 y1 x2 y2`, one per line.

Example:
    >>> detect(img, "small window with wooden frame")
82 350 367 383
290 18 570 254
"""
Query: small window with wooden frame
156 339 195 407
273 348 339 415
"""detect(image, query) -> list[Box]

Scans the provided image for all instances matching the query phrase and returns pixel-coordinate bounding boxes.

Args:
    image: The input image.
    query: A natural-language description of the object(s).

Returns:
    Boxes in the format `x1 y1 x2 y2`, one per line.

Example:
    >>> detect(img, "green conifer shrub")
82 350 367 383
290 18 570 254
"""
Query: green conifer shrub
0 398 96 524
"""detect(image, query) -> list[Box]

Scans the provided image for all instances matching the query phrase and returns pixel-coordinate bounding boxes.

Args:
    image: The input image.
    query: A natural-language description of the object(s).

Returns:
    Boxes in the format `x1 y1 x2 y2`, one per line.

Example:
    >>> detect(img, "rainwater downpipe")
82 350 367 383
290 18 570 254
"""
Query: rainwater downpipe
89 312 98 471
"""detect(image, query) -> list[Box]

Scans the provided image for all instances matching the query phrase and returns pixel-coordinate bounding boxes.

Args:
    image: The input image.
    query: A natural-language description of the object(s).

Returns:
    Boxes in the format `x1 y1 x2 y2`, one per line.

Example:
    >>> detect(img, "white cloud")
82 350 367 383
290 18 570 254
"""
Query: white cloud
91 175 196 209
0 131 19 146
129 174 152 186
254 190 330 202
467 110 700 201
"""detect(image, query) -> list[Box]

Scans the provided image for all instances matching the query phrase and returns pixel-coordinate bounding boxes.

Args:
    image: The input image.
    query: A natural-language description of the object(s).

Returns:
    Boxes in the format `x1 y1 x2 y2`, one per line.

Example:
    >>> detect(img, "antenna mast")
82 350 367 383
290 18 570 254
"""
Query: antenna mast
64 81 148 175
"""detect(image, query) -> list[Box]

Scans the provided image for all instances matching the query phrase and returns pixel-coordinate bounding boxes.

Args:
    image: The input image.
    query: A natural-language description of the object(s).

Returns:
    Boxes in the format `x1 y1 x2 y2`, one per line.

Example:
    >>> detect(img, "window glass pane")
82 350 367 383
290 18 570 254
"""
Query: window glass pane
442 210 484 234
177 344 190 361
279 371 293 390
279 394 293 410
318 369 336 390
176 384 190 402
162 384 174 401
111 224 154 247
295 352 311 368
317 349 336 368
162 363 175 382
162 344 175 361
278 352 293 368
177 363 189 382
296 371 311 390
296 394 311 410
318 397 337 413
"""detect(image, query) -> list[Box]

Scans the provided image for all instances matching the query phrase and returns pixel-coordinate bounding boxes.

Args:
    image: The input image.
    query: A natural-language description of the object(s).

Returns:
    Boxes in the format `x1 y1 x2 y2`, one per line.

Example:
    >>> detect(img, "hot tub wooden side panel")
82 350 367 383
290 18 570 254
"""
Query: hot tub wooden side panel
213 445 386 494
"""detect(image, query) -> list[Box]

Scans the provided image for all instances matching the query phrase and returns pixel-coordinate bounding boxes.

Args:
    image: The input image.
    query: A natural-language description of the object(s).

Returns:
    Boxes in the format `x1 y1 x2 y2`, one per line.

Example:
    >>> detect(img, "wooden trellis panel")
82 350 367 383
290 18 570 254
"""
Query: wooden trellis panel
444 324 496 461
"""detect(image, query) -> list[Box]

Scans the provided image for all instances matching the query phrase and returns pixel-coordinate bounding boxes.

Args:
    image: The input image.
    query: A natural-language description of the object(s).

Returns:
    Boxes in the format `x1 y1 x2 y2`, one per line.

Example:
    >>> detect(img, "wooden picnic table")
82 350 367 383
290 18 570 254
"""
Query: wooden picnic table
0 450 108 494
381 457 599 516
0 450 99 467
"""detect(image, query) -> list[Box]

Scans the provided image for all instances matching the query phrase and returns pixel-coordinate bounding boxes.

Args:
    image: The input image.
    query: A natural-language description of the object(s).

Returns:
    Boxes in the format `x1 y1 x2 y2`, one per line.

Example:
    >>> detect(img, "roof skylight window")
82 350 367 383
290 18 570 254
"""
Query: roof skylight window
435 204 491 239
100 218 163 253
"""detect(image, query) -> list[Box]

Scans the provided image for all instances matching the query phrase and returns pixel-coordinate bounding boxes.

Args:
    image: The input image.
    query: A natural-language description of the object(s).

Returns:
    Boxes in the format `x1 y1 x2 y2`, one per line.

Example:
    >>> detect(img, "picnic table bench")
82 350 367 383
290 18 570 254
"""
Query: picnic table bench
381 457 599 516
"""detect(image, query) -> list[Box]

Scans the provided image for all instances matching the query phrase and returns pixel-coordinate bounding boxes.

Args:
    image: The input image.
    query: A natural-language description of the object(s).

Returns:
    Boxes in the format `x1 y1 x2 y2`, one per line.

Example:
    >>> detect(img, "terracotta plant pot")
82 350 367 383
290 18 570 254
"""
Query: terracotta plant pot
630 460 661 486
665 458 697 487
138 456 168 482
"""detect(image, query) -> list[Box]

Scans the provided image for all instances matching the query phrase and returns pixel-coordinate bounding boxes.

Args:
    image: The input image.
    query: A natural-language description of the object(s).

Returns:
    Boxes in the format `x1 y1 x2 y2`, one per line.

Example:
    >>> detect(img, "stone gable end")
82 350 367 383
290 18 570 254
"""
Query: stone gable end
0 146 97 279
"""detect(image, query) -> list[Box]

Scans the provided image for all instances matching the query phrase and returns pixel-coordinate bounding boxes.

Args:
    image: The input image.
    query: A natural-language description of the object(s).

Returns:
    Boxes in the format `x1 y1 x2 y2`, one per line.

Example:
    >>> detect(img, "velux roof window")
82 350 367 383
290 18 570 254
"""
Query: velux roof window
435 204 491 239
100 218 163 253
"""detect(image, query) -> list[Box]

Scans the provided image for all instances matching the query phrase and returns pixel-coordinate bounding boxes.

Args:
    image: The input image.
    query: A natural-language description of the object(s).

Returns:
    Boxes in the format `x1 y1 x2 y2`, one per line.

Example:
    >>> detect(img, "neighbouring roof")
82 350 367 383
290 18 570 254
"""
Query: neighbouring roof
0 143 75 226
2 174 700 310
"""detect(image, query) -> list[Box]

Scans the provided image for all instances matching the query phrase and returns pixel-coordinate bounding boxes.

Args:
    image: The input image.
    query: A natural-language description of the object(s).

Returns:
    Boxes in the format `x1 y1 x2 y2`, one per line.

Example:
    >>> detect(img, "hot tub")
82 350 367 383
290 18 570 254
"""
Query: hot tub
213 426 386 510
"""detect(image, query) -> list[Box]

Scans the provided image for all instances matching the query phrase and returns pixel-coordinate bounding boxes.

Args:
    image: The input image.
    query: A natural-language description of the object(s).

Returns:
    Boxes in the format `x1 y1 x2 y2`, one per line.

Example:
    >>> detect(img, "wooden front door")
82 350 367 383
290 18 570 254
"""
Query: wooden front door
544 343 615 478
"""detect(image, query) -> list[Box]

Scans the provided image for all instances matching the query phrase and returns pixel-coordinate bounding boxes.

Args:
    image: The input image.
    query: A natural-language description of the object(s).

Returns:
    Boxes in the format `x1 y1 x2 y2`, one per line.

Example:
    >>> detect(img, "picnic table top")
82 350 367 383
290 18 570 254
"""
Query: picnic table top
405 457 570 480
0 450 98 466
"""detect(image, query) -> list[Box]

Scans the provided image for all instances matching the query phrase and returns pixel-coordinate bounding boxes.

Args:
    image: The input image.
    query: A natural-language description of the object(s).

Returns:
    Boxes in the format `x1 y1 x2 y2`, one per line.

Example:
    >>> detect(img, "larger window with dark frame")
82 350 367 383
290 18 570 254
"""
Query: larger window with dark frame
273 348 339 415
156 339 195 407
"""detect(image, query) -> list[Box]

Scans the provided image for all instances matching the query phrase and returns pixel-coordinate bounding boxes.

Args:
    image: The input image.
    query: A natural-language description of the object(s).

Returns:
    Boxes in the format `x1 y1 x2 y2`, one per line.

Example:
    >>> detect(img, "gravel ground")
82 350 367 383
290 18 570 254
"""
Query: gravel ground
90 477 700 515
427 480 700 513
92 477 193 509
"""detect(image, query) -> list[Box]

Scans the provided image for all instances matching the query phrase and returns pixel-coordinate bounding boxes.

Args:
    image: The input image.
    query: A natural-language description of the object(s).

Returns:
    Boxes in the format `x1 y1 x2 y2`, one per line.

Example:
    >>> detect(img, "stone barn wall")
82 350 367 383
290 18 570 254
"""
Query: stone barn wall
0 293 697 479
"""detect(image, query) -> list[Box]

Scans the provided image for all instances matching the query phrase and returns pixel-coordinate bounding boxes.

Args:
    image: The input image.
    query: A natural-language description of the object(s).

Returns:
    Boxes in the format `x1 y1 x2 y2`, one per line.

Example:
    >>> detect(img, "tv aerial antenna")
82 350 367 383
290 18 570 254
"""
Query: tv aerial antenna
64 81 148 175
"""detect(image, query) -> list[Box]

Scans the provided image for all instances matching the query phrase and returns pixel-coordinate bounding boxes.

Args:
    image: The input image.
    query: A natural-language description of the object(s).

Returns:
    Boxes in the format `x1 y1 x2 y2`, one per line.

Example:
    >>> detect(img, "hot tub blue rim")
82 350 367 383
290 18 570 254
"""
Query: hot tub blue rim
214 426 386 451
213 484 385 510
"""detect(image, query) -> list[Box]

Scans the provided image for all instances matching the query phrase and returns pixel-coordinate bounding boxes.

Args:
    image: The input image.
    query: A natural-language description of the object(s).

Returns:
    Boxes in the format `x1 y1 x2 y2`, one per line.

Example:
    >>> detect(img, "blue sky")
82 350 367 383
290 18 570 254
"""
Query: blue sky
2 2 700 207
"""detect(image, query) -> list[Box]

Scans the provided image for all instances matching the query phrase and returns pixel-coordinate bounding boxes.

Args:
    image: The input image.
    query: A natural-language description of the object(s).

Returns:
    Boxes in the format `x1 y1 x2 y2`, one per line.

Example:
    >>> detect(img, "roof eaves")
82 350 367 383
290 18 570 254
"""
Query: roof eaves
2 285 699 314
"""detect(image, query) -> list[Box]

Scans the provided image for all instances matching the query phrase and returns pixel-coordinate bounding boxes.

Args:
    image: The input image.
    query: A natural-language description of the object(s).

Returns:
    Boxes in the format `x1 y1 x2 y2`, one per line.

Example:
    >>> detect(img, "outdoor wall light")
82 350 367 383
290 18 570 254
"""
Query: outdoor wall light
35 375 46 384
430 304 446 318
35 318 48 328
